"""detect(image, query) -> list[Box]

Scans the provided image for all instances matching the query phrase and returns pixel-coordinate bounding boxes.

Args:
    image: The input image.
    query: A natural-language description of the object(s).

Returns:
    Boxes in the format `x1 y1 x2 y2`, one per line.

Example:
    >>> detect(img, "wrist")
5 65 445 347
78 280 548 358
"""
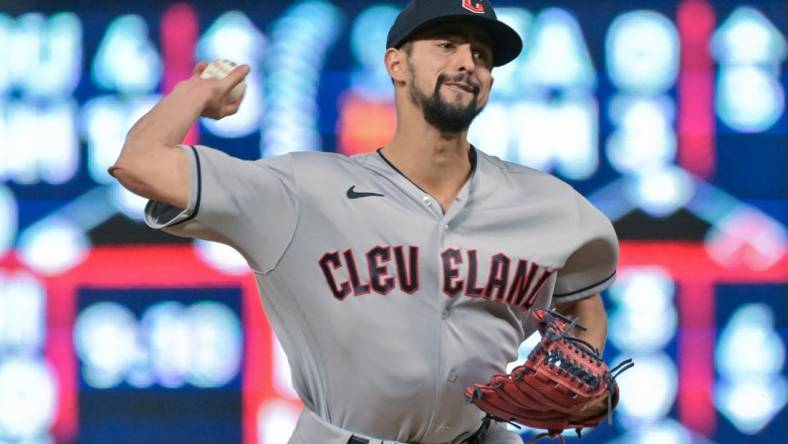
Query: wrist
172 79 213 107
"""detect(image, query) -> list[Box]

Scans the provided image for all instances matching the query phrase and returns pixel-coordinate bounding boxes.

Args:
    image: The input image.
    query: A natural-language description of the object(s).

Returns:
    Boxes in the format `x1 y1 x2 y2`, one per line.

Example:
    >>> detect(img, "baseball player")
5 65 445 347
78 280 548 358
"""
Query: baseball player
111 1 621 443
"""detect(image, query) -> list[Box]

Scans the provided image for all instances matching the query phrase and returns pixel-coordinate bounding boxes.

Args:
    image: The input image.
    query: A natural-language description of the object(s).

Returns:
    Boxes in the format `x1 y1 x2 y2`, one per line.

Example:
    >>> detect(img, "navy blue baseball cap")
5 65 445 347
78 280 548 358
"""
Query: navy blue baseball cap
386 0 523 67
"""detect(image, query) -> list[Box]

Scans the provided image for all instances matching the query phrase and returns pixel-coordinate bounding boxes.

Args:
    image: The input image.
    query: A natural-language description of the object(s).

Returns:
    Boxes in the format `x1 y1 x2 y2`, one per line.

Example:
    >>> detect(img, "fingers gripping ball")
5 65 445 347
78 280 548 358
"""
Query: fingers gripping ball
464 309 634 443
200 59 246 102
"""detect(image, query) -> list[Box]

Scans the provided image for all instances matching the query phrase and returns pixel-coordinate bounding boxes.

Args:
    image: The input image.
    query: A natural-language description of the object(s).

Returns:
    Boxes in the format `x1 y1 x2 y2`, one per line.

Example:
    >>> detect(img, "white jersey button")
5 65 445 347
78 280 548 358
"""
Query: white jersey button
422 196 431 205
440 425 450 432
447 371 457 382
442 224 449 231
441 309 450 319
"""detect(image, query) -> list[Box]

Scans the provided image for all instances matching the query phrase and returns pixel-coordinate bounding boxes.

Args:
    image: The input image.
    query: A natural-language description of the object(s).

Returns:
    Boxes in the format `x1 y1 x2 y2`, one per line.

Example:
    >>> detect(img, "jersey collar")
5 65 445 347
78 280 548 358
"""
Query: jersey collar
374 144 479 195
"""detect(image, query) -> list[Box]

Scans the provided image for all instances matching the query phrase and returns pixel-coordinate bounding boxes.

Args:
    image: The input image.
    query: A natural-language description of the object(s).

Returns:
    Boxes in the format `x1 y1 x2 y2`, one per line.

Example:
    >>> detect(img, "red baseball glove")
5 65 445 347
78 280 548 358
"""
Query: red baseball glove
465 309 633 443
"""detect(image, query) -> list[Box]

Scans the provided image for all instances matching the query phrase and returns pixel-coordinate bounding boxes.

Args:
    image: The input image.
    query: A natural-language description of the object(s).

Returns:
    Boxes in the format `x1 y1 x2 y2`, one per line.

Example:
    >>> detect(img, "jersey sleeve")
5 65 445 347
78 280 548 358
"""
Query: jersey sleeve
552 192 619 303
144 144 299 273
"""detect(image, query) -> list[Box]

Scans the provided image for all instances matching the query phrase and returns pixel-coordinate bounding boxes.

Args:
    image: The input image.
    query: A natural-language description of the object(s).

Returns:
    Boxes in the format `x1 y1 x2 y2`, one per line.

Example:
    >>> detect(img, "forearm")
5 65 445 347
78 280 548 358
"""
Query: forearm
120 81 210 160
110 81 209 207
108 62 247 209
553 294 608 352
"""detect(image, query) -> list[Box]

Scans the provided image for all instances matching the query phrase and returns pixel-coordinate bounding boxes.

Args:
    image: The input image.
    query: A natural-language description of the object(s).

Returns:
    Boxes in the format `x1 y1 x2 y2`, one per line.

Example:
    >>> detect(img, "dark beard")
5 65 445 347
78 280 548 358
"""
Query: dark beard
409 73 483 134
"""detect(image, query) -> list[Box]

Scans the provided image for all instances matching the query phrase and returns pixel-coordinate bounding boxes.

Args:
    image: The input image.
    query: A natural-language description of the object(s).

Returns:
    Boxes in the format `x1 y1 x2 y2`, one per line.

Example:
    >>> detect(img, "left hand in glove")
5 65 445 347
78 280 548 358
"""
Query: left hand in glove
465 309 633 443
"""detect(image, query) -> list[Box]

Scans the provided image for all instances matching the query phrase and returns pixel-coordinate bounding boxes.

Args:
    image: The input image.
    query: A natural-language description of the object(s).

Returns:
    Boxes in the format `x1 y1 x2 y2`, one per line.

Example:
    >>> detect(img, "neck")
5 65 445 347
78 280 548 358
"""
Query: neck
380 107 473 209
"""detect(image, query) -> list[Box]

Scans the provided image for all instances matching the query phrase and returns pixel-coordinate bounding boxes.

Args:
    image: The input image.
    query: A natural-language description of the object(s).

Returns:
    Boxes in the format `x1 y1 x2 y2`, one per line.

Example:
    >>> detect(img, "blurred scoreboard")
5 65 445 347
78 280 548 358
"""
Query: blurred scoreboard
0 0 785 443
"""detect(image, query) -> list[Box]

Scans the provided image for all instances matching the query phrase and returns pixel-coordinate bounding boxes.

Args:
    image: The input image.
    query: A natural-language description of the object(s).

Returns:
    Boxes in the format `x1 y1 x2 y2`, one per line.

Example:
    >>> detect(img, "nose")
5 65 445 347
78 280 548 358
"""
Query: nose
454 43 476 73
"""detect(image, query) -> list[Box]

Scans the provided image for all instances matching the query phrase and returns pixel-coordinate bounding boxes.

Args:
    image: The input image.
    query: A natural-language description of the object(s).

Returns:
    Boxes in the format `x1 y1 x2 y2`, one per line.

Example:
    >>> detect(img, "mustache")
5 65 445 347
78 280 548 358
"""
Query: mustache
436 74 480 94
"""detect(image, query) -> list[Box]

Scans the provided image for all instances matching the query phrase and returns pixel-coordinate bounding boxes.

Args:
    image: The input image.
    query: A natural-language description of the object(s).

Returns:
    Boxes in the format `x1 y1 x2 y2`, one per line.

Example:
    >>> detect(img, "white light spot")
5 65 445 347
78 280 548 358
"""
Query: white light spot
0 270 46 352
2 12 82 98
716 379 786 435
194 240 250 275
512 96 598 179
520 8 596 89
143 301 190 388
257 400 301 444
606 11 679 94
625 167 694 218
186 302 242 388
199 11 265 64
717 304 784 378
609 268 677 354
615 353 677 427
468 103 511 160
0 100 79 185
198 12 265 138
91 15 161 94
711 7 787 66
716 66 784 132
74 302 140 389
0 357 57 439
607 95 676 175
201 75 263 138
273 336 298 399
18 218 89 275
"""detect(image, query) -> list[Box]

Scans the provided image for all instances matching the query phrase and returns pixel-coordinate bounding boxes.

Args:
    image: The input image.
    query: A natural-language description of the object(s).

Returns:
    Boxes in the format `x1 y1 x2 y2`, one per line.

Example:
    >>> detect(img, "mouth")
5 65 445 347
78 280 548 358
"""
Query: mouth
443 82 477 94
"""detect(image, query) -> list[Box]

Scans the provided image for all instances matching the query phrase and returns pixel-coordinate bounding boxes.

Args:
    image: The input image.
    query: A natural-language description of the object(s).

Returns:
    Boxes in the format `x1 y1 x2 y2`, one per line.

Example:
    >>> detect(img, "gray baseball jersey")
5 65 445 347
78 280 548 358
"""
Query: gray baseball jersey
144 144 618 443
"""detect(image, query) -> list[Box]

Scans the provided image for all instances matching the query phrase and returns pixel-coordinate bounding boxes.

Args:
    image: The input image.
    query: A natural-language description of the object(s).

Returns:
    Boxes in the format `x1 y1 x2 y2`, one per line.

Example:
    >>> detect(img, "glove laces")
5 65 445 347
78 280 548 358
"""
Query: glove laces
528 310 635 440
539 311 606 390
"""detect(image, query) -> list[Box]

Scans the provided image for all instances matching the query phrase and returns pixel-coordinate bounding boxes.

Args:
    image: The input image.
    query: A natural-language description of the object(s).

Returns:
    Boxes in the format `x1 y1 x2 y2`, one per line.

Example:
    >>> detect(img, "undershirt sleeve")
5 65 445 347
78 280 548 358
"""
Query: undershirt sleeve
144 144 299 273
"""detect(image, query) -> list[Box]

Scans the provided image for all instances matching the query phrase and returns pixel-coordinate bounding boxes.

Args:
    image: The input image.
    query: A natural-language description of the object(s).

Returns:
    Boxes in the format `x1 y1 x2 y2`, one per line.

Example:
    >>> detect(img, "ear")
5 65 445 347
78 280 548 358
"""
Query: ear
385 48 408 84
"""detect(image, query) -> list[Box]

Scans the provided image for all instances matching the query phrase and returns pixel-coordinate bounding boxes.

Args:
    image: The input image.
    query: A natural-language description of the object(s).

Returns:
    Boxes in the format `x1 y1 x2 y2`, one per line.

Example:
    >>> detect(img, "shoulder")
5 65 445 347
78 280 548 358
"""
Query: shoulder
477 150 579 200
475 149 615 232
281 150 371 171
249 150 362 175
265 151 380 193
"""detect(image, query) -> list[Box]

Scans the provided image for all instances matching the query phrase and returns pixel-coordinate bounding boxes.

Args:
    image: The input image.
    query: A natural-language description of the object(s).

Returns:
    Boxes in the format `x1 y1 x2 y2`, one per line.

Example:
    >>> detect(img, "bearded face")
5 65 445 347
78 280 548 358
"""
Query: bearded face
407 66 486 134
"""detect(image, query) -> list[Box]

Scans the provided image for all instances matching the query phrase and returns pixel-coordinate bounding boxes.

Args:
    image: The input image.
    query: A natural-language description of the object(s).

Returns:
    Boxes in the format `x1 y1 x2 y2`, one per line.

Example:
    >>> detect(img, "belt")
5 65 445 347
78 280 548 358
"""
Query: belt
347 417 492 444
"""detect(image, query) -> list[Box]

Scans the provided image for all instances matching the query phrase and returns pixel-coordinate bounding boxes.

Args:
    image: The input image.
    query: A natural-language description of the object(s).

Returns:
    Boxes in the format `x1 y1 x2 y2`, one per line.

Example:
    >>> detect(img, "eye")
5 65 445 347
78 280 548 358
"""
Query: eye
438 41 455 49
473 50 491 65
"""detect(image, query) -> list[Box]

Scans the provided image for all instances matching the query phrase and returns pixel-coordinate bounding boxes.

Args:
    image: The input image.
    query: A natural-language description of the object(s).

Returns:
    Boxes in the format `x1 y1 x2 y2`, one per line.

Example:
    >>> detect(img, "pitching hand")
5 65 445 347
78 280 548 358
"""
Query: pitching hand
189 61 250 120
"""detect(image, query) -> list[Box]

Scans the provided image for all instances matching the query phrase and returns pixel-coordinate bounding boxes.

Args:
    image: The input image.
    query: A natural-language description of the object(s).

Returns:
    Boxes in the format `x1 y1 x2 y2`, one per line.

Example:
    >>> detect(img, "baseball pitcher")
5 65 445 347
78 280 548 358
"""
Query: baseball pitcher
111 1 631 443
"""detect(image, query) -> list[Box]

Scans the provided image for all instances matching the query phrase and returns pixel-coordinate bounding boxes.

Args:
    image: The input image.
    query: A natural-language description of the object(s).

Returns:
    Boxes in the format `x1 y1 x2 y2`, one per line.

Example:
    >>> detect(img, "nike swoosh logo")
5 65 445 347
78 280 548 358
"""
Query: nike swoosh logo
346 185 384 199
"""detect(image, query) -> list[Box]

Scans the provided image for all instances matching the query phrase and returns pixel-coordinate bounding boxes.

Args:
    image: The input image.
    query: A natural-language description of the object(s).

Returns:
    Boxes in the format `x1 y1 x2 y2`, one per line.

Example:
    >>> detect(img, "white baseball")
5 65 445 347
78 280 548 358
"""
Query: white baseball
200 59 246 102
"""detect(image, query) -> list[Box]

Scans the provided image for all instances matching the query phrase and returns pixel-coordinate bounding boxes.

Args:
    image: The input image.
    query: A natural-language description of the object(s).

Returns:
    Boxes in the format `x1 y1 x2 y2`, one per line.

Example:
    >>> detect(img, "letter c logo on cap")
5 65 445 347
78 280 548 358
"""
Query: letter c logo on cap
462 0 485 14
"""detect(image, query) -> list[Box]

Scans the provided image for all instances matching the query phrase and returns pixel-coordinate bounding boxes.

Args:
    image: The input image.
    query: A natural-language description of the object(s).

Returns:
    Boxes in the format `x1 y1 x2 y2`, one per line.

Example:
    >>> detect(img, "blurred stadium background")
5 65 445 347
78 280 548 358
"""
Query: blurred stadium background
0 0 785 443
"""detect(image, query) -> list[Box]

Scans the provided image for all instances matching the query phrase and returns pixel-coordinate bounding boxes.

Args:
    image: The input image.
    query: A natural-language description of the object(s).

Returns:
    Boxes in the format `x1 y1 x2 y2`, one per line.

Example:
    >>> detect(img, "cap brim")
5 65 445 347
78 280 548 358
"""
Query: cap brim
391 15 523 67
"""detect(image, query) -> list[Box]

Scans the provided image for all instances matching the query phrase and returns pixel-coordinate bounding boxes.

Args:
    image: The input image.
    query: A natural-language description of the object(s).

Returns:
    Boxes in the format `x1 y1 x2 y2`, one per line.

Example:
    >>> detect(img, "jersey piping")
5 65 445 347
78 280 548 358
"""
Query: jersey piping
553 270 616 298
168 145 202 227
375 146 479 192
375 146 478 215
